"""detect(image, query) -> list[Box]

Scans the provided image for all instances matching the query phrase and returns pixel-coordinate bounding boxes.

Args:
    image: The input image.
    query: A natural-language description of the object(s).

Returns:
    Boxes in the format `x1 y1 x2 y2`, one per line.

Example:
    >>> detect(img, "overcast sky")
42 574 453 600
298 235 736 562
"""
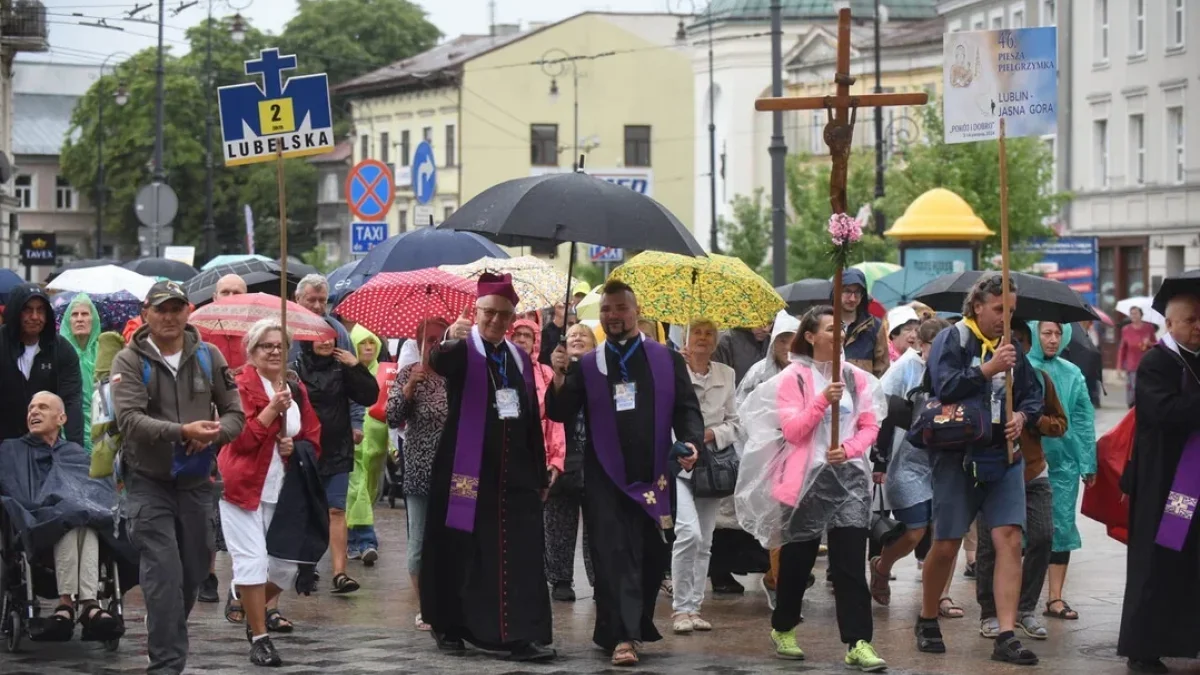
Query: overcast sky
29 0 664 66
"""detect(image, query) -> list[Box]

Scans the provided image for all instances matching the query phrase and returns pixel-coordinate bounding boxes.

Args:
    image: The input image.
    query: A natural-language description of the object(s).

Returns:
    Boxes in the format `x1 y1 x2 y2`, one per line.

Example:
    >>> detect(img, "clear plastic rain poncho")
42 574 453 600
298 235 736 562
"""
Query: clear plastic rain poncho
734 356 885 547
877 348 935 513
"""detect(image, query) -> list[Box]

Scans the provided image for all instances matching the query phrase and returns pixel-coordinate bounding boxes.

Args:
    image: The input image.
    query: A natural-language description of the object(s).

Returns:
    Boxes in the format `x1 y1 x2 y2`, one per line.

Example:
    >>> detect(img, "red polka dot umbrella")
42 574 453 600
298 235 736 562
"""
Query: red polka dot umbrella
189 293 336 342
335 268 476 339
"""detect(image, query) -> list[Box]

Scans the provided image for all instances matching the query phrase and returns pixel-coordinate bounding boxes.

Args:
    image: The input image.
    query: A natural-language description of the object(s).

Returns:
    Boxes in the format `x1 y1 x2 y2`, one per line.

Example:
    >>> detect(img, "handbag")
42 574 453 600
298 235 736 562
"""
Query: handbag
1084 407 1136 544
869 484 906 549
692 442 739 499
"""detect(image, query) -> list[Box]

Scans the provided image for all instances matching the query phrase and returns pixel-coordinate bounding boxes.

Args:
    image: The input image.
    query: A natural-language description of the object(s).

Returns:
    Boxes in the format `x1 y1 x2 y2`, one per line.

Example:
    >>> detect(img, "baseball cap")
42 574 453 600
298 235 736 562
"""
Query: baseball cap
145 280 188 306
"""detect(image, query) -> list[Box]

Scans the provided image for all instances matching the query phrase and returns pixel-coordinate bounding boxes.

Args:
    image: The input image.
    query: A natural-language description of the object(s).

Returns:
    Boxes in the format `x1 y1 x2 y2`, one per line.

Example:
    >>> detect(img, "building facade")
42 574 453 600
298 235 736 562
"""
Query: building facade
309 140 352 266
1 0 49 271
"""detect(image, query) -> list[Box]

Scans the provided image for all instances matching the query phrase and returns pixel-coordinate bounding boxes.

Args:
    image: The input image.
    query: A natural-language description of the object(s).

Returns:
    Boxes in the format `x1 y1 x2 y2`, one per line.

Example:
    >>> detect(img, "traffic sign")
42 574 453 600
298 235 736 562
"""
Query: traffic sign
217 48 334 167
135 183 178 228
412 141 437 205
350 222 388 255
414 204 435 227
589 245 623 263
346 159 395 222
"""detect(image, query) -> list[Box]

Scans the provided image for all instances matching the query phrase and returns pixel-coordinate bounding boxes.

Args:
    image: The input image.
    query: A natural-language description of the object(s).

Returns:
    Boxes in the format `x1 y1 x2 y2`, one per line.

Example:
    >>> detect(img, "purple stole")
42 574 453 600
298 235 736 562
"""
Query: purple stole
446 328 538 533
1155 343 1200 551
581 337 676 530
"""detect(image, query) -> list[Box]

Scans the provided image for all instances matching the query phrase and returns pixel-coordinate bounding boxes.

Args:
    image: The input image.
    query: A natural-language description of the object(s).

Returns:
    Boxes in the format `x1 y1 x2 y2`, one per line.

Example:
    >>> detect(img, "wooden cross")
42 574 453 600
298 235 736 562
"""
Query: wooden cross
754 8 928 450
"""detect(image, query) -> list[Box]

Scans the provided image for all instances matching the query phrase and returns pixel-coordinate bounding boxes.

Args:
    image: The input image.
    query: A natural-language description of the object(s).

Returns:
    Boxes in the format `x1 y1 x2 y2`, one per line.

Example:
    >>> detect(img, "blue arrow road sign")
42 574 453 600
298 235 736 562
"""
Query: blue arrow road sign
589 245 624 263
412 141 437 205
350 222 388 255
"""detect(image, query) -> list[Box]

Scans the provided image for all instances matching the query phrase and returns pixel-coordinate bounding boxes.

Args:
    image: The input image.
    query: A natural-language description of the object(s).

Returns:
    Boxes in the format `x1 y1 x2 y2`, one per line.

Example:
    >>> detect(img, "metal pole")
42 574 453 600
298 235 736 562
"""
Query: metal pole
203 0 217 260
572 63 579 171
768 0 787 286
707 11 719 253
872 0 886 235
152 0 166 257
95 84 104 259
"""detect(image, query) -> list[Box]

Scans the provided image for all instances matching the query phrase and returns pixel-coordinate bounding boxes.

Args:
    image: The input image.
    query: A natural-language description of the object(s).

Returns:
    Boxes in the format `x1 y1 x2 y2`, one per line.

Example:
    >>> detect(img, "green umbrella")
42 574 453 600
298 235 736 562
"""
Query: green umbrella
849 262 902 294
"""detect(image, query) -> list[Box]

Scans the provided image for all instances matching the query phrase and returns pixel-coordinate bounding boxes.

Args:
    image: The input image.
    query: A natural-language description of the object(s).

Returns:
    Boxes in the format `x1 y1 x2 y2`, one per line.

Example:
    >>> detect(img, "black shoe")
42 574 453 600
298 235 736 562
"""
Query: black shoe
915 618 946 654
1127 658 1168 674
551 581 576 602
433 632 466 652
249 636 282 667
992 633 1038 666
197 573 219 603
711 573 744 595
963 562 977 579
508 641 557 662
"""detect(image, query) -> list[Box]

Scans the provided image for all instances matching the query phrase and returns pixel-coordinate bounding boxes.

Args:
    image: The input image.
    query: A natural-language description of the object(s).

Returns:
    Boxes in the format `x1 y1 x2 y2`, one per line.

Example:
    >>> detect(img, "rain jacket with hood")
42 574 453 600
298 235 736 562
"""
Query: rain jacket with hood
714 327 770 385
291 328 379 478
0 283 83 444
346 325 389 528
840 268 890 378
512 318 566 472
109 324 245 486
59 293 101 453
1025 320 1096 552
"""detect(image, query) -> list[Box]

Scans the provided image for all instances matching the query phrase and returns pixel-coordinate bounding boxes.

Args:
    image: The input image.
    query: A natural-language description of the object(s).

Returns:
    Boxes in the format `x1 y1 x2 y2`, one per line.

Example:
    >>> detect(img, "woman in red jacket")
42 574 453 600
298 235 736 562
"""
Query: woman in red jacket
218 318 321 667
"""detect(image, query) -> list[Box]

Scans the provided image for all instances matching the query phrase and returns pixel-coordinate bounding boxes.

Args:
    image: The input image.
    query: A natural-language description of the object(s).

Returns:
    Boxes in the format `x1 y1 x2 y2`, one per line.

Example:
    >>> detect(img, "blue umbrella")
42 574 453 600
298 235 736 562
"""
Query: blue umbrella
327 260 360 306
0 269 23 304
872 268 934 309
341 227 508 298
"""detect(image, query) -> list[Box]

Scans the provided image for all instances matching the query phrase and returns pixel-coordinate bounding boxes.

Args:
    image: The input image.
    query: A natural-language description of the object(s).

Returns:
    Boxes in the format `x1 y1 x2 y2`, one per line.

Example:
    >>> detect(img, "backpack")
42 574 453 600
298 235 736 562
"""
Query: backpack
141 343 213 387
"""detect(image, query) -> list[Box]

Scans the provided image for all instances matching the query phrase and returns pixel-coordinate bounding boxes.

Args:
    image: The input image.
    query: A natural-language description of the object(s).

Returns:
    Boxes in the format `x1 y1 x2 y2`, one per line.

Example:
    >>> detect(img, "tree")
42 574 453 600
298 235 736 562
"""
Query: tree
879 101 1068 269
785 150 897 281
718 188 771 278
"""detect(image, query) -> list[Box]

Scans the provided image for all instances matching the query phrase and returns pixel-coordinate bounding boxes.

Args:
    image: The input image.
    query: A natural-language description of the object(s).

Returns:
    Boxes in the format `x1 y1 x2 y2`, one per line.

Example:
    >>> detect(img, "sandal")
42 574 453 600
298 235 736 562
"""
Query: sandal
611 642 639 666
265 608 294 633
868 557 890 606
39 604 76 641
939 597 965 619
79 603 123 641
225 589 245 624
1043 599 1078 620
992 635 1039 665
660 579 673 597
414 613 431 631
331 573 360 595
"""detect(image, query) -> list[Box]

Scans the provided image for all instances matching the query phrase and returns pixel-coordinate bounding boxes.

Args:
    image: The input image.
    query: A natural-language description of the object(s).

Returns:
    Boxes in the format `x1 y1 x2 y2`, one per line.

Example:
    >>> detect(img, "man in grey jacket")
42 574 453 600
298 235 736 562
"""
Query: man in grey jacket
111 280 245 675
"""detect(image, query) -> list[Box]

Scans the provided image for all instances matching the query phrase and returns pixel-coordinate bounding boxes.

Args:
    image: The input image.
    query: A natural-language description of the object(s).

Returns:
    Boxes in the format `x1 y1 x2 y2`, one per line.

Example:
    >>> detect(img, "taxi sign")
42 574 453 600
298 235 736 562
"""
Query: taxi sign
218 48 335 166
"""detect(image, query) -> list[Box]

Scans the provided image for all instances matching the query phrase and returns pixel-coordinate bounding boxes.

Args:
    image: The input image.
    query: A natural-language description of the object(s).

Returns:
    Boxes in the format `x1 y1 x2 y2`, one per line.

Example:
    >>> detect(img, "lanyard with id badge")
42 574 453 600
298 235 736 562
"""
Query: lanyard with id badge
973 355 1005 425
608 339 642 412
490 349 520 420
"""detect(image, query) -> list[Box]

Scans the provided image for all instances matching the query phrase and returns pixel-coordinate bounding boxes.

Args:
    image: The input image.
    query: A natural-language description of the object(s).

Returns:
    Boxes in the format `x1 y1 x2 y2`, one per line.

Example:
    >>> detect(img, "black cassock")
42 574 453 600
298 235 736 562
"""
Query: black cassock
421 338 552 650
546 341 703 650
1120 345 1200 660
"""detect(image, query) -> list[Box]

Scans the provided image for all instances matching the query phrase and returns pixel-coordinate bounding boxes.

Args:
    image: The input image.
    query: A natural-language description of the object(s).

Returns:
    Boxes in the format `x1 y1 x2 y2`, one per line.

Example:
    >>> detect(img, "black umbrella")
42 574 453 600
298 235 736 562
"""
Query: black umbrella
183 259 302 306
437 171 705 256
123 257 198 281
914 271 1099 324
1152 269 1200 313
280 257 318 278
776 279 833 315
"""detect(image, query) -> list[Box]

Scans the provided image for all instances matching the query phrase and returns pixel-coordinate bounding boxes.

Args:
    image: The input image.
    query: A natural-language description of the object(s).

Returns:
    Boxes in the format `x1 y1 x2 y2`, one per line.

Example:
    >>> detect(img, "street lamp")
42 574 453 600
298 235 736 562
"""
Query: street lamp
203 1 253 261
230 12 245 44
95 52 130 259
670 0 720 254
540 48 579 171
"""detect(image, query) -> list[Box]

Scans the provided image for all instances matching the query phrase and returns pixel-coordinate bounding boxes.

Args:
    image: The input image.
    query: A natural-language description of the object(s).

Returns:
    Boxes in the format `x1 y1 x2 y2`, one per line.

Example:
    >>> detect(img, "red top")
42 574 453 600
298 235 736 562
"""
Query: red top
1117 322 1158 373
219 365 322 511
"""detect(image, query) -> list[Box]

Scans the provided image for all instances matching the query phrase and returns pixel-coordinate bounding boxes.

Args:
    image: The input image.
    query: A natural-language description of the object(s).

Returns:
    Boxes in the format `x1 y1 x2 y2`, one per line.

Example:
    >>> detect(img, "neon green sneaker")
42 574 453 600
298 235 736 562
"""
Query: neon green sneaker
845 640 887 672
769 629 805 660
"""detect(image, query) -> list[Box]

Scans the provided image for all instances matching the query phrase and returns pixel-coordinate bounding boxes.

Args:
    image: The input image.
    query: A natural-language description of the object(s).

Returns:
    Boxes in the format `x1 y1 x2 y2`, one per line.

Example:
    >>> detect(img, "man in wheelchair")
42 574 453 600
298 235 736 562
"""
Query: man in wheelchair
0 392 126 642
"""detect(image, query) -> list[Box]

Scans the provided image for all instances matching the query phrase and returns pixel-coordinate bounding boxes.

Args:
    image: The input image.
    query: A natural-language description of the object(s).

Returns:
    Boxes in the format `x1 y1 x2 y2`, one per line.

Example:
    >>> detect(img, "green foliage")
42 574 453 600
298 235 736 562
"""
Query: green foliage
300 244 335 274
571 259 607 288
718 188 771 278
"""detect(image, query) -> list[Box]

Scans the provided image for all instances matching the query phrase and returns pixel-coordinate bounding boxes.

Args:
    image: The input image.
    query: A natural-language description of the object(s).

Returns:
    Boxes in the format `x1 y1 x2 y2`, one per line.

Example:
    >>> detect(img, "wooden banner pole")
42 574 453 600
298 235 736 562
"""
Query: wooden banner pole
276 147 288 348
999 117 1015 462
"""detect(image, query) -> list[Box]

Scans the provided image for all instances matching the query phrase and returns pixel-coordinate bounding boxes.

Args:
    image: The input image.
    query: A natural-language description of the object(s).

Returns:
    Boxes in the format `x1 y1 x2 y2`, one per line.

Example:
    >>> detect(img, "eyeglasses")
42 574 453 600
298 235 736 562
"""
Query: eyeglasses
256 343 284 354
478 308 515 321
842 288 864 298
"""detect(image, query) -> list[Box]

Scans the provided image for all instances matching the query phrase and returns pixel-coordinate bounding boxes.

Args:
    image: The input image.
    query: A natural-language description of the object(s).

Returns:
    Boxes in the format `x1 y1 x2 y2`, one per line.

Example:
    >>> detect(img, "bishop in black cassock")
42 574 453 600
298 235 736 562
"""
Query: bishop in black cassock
420 273 555 662
546 281 704 666
1120 293 1200 674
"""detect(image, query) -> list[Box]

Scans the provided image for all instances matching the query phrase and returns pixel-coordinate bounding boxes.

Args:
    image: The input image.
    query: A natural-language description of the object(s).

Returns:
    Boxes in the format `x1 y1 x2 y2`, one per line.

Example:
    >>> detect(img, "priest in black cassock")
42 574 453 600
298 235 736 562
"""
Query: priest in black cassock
1120 292 1200 675
420 273 555 662
547 280 705 667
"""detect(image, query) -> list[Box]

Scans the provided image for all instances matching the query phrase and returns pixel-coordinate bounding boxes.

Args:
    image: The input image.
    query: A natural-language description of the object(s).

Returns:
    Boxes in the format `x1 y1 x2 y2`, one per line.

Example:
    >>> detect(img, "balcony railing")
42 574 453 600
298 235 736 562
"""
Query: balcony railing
1 0 49 52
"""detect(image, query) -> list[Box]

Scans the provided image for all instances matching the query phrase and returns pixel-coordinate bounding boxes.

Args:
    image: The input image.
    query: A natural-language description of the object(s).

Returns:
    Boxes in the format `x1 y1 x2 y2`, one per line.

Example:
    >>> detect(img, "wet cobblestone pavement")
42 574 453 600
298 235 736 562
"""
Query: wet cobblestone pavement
4 398 1198 674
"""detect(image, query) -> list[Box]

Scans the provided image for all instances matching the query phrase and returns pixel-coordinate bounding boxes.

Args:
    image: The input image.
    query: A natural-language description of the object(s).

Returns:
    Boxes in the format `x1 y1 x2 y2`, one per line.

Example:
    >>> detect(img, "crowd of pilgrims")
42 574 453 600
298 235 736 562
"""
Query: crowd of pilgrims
0 266 1196 675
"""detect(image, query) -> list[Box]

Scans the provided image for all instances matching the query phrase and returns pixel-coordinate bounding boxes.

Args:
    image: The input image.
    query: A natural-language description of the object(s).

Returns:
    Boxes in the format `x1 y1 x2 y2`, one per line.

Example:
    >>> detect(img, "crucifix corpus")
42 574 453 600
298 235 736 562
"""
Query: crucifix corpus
755 7 927 450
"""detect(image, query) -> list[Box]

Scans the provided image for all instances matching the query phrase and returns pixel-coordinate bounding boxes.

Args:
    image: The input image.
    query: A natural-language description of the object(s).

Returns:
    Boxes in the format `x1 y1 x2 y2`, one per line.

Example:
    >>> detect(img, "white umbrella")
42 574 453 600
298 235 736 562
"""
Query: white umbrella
48 265 155 300
1115 296 1165 326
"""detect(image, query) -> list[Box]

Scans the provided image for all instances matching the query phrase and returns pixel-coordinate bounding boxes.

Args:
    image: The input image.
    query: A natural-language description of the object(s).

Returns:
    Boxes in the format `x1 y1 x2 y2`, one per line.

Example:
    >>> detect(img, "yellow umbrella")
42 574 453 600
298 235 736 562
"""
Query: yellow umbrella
439 255 580 314
575 288 601 320
609 251 783 329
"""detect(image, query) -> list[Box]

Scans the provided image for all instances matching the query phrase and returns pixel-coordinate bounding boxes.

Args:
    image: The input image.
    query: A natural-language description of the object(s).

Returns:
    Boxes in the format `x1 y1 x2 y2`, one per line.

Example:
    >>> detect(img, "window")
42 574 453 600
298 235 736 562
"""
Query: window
400 130 410 167
809 112 823 153
970 13 985 30
1167 106 1185 184
1096 0 1109 62
379 132 389 164
1129 114 1145 185
1131 0 1145 56
1122 245 1146 297
1169 0 1185 48
1168 245 1187 277
989 9 1004 29
422 127 432 143
55 176 75 211
624 125 651 167
14 175 32 209
948 19 963 33
1011 4 1025 29
1041 0 1056 26
531 124 558 166
1042 135 1057 194
443 206 455 221
445 125 456 167
360 134 369 159
321 173 338 203
398 209 408 232
1094 119 1109 188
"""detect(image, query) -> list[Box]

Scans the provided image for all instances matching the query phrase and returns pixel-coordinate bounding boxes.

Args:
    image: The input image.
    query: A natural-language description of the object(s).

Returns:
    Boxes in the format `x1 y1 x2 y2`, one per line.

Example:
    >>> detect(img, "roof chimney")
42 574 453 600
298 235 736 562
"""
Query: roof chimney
493 22 521 36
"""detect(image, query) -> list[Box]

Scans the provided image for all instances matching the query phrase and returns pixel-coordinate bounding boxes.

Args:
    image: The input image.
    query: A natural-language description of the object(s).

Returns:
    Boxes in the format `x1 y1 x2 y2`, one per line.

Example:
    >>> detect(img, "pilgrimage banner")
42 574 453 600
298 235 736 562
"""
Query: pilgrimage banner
943 26 1057 144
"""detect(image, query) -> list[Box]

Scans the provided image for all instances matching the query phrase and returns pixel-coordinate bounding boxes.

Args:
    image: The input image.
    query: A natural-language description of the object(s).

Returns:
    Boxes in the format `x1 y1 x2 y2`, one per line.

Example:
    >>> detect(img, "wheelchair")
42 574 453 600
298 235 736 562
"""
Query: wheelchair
0 509 127 654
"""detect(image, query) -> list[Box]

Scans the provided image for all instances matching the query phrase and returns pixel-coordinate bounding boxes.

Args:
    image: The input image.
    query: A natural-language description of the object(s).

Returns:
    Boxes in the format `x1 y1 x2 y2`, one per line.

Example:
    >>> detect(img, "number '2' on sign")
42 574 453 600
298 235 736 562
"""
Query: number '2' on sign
258 98 295 135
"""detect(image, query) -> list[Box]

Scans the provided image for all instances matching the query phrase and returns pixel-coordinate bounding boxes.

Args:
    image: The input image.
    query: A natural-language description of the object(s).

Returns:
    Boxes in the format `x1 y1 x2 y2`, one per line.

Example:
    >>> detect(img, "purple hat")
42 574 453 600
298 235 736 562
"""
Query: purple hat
477 272 519 308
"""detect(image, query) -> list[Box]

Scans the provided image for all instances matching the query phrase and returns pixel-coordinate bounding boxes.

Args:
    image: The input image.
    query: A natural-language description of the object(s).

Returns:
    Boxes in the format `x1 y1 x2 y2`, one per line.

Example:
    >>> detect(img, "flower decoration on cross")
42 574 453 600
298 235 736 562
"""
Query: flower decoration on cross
827 212 864 268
